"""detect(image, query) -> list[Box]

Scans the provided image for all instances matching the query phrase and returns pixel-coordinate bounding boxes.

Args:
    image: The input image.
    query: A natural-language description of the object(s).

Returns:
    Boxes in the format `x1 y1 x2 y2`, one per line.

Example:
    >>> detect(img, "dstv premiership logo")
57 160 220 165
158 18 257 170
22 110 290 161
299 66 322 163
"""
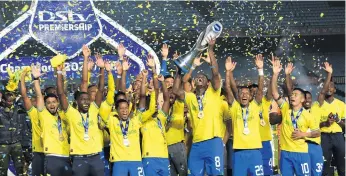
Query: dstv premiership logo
0 0 160 75
37 10 94 31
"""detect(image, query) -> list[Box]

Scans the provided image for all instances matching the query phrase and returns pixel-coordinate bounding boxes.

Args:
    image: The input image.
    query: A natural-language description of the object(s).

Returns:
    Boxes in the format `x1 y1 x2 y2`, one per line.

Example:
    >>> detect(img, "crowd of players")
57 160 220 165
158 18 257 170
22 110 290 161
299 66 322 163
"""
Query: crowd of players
0 38 344 176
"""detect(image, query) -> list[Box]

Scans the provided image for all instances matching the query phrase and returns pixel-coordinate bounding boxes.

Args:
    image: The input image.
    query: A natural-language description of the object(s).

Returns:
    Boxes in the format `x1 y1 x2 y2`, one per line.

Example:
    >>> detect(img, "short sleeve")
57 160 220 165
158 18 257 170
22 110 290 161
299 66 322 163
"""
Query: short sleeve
279 100 289 116
184 92 195 107
99 101 113 123
27 107 38 120
306 112 319 131
339 102 345 119
228 101 240 119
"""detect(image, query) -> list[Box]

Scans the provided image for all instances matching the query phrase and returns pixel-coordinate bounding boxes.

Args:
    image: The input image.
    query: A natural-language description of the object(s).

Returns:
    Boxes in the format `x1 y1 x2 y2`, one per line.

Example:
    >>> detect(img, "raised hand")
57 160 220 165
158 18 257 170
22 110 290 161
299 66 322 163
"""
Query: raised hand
272 59 282 74
82 45 91 58
172 51 179 60
193 55 204 67
122 59 130 71
115 61 123 75
147 55 155 69
208 37 216 47
269 53 279 66
161 44 169 59
285 62 295 75
157 74 164 82
117 43 126 60
31 63 42 78
87 59 94 71
322 62 333 74
225 56 237 71
255 54 264 69
142 70 148 77
95 53 105 68
105 61 111 72
202 53 211 64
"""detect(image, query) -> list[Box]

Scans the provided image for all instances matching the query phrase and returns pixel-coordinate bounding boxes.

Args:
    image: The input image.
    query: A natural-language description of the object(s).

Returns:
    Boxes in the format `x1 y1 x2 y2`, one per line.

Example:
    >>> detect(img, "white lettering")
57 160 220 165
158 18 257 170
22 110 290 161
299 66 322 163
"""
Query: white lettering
55 11 68 22
38 11 93 23
71 63 78 71
38 23 92 31
42 65 48 72
38 11 55 22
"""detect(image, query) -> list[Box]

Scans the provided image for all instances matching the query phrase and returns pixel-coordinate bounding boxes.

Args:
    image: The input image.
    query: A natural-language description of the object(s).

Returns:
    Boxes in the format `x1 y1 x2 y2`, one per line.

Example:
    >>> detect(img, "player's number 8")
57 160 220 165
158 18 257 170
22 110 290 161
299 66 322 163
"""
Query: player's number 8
137 167 144 176
215 156 221 168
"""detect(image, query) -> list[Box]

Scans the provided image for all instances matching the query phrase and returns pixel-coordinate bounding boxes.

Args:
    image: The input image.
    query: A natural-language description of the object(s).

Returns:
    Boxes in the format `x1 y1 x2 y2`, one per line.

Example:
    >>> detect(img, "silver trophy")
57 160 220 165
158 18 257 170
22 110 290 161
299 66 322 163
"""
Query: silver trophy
174 21 223 73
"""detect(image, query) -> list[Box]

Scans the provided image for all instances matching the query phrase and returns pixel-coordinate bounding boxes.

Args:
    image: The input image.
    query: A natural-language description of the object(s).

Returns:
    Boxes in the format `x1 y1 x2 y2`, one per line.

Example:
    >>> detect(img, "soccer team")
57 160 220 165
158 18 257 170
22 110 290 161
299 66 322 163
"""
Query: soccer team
1 38 344 176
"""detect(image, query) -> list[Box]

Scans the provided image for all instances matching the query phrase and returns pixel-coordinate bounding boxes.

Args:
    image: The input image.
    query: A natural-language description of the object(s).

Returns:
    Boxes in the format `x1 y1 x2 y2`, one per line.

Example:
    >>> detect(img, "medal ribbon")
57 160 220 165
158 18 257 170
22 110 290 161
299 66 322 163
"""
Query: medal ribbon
291 108 303 129
197 92 206 113
259 111 263 120
242 107 249 128
157 117 166 142
57 115 62 136
119 119 130 138
80 113 89 135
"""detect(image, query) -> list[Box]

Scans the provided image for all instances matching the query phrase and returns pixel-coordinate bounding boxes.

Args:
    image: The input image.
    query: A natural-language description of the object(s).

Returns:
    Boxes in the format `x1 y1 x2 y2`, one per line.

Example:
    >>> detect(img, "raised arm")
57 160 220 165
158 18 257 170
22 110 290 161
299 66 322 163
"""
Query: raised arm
31 64 44 111
120 59 129 93
158 75 170 114
20 69 32 111
255 54 264 103
95 53 105 107
284 62 295 98
172 68 185 101
318 62 333 105
105 61 115 105
207 39 221 90
225 57 236 105
160 44 170 76
57 65 69 111
271 60 285 106
80 45 91 92
138 70 148 110
115 62 122 92
147 54 159 102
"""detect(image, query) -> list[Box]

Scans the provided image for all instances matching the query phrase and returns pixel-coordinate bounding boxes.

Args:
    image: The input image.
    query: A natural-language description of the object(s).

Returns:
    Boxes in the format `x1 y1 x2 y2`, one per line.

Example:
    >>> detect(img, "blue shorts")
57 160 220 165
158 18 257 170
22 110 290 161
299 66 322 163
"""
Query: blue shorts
100 150 110 176
259 141 273 175
142 158 170 176
188 137 224 176
112 161 144 176
232 149 263 176
280 150 310 176
308 142 323 176
226 138 234 169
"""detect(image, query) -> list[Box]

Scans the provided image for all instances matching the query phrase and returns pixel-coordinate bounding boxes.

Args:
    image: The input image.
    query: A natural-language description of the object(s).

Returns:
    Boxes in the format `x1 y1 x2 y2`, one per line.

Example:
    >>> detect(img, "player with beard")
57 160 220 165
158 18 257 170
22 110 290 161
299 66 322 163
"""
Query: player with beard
225 54 265 175
166 71 187 176
57 54 106 176
30 63 71 176
173 38 224 175
106 70 156 176
20 68 44 176
271 59 320 176
315 63 345 176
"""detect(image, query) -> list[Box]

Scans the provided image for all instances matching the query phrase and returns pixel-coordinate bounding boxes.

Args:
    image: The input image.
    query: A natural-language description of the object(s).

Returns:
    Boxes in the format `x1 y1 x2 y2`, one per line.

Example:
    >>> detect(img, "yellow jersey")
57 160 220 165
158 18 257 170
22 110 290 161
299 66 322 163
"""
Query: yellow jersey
108 92 156 162
166 100 185 145
229 100 262 149
219 99 229 138
27 107 43 153
38 108 69 156
306 102 321 144
185 86 222 143
319 98 345 133
65 103 103 155
279 101 318 153
259 97 272 141
141 110 168 158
